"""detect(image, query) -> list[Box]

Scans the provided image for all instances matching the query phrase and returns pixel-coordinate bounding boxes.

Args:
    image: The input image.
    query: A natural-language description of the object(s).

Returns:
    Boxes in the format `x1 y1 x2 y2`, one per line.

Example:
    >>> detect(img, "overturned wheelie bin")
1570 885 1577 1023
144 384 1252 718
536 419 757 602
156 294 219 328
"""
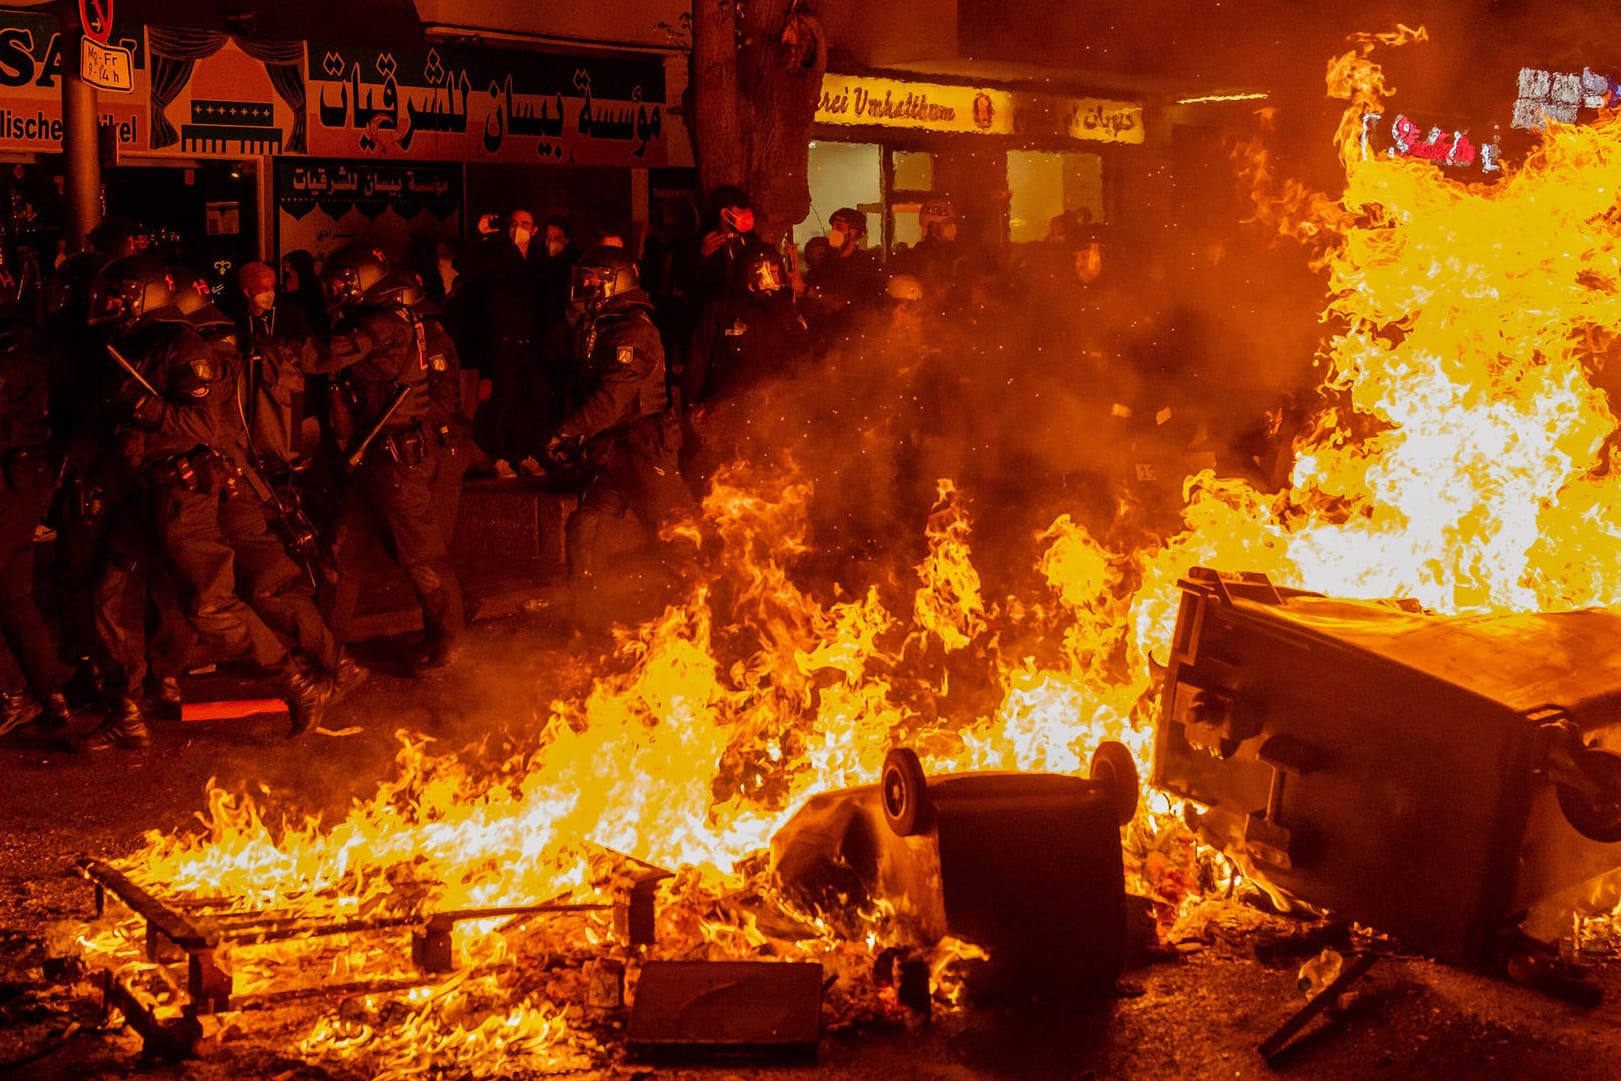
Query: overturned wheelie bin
1155 566 1621 1001
771 742 1139 998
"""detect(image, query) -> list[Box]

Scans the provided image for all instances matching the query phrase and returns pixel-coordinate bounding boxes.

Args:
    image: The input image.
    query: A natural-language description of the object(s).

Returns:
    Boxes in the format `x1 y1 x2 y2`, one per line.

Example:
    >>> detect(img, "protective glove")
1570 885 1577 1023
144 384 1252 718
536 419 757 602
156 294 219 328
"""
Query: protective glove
545 432 580 464
114 381 164 427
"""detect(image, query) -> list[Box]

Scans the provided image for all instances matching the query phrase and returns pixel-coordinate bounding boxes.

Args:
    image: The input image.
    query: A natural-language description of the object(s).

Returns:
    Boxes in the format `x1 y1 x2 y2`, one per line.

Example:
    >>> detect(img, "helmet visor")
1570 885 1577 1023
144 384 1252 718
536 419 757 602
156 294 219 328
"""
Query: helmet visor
86 276 135 325
322 269 358 309
571 265 613 305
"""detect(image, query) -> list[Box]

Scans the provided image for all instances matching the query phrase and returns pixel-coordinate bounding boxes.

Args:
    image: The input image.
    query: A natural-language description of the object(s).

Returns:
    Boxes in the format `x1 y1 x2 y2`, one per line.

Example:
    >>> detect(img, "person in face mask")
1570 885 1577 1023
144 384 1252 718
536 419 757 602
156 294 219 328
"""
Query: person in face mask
238 261 322 472
536 217 583 422
805 207 882 335
694 186 758 304
468 207 552 473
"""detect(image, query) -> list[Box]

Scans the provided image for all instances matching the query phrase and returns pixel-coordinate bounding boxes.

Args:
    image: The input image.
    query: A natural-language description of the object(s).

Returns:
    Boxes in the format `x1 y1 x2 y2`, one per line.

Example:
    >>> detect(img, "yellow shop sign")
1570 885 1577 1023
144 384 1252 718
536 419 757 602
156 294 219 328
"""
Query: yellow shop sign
816 74 1014 135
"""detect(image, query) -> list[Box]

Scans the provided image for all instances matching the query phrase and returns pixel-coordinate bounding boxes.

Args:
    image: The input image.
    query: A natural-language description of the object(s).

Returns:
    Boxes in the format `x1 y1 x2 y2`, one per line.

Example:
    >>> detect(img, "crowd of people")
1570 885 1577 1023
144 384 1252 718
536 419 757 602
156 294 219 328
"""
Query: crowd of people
0 182 1300 754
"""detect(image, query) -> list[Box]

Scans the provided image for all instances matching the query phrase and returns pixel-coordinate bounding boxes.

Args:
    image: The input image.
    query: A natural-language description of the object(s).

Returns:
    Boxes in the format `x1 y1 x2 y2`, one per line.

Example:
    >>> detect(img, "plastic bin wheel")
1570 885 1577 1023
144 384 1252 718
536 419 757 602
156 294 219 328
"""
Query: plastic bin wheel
1089 740 1141 827
1556 748 1621 844
881 747 929 837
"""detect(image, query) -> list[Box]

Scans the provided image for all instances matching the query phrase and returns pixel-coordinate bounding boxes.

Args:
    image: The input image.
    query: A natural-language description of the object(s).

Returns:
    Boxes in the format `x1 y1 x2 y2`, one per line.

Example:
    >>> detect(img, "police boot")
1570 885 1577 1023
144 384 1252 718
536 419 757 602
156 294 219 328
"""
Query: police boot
37 693 76 732
414 587 464 678
146 675 183 719
0 692 40 739
330 650 368 704
281 665 332 738
75 697 152 752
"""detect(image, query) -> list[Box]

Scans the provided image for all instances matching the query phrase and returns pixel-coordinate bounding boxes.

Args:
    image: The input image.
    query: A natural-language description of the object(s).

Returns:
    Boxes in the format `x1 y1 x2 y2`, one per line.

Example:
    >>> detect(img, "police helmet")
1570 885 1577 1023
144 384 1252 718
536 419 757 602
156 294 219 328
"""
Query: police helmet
87 254 178 327
737 239 788 296
166 267 234 332
361 270 422 309
570 243 639 309
320 244 391 311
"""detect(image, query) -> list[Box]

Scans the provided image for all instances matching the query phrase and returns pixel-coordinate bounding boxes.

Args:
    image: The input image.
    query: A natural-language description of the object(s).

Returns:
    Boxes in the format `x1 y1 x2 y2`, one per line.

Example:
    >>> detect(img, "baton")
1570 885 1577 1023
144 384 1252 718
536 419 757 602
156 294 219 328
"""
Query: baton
106 344 160 397
345 385 413 469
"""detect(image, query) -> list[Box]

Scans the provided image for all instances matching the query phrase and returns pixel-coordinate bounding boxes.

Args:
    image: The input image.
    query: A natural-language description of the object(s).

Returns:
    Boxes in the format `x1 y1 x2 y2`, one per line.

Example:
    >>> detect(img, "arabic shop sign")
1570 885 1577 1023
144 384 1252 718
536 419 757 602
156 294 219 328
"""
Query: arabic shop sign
275 158 462 268
278 159 459 220
1061 97 1142 144
815 74 1014 135
308 42 668 166
0 8 145 150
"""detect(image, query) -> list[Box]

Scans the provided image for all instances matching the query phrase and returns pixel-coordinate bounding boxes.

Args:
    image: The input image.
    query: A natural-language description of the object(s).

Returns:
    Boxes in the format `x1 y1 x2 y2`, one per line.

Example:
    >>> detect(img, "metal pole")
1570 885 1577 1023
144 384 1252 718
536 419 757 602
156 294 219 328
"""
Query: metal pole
58 0 102 252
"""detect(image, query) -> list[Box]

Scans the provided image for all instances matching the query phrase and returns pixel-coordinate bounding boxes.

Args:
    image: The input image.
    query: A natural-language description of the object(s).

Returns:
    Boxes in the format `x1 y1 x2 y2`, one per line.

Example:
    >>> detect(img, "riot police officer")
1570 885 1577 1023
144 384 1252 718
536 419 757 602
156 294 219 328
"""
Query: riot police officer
78 255 330 749
314 245 463 675
170 270 358 697
548 244 694 625
0 309 71 739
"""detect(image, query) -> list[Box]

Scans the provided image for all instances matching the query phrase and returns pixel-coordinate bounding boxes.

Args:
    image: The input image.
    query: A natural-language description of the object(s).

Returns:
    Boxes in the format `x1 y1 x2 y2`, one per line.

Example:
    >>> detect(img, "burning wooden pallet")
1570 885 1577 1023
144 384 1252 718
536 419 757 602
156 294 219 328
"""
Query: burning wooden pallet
76 855 670 1059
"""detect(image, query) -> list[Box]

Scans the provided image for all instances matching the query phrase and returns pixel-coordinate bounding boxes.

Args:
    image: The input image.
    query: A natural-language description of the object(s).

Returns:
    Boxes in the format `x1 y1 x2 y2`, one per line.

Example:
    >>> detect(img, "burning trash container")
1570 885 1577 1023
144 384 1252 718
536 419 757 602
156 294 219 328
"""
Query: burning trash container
1155 567 1621 993
770 742 1139 998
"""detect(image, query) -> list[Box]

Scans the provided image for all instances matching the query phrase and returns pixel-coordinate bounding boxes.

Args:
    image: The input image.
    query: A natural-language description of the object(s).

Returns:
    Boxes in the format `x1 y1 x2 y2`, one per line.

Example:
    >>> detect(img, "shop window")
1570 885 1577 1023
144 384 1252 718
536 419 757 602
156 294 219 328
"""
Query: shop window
888 150 936 250
794 140 882 251
891 200 924 249
892 151 934 191
1006 149 1104 244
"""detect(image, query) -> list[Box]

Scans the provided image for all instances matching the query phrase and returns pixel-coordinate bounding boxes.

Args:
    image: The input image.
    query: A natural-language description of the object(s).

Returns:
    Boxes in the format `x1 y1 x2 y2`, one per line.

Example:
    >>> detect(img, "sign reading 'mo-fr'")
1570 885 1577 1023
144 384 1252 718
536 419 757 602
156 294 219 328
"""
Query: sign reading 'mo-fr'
816 73 1014 135
78 0 134 93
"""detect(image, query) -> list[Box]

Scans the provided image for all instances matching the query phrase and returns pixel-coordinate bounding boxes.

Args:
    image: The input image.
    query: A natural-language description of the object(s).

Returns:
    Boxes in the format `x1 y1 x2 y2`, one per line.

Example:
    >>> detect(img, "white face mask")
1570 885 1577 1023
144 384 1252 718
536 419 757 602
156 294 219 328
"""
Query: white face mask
510 225 532 246
546 239 567 258
827 227 846 250
252 290 276 311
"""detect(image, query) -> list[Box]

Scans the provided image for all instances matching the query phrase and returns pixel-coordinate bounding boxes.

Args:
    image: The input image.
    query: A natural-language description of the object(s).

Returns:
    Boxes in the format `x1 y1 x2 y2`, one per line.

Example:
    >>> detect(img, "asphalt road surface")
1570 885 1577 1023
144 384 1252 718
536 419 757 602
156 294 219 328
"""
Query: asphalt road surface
3 615 1620 1081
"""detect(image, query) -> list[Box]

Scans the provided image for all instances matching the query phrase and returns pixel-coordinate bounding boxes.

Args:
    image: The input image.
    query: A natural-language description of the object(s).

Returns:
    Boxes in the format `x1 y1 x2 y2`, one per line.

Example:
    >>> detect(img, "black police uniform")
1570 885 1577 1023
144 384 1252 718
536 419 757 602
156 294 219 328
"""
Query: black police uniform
315 301 464 666
557 287 693 584
420 305 471 545
197 316 344 679
111 319 298 673
0 321 68 734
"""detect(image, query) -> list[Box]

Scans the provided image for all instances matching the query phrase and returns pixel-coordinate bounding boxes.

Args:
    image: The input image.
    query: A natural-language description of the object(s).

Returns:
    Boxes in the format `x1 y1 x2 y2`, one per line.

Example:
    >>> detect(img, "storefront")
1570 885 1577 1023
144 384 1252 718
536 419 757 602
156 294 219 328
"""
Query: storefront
0 4 691 301
795 69 1145 257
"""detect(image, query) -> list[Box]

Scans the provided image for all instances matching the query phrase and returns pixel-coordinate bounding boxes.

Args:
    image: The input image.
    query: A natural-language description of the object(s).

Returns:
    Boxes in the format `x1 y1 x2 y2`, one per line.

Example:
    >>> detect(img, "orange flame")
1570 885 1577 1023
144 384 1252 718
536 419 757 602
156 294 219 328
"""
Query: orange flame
76 27 1621 1073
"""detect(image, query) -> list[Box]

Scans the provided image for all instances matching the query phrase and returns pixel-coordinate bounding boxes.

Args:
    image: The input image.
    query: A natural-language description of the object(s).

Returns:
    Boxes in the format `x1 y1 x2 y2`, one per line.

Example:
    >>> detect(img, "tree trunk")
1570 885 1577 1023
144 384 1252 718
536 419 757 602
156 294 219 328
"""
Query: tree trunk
691 0 746 200
691 0 826 244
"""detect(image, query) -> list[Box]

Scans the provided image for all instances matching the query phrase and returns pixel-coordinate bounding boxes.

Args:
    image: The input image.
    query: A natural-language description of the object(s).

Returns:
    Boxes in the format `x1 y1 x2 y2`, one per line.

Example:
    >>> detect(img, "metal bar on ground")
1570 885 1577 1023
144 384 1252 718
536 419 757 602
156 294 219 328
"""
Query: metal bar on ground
1258 952 1379 1064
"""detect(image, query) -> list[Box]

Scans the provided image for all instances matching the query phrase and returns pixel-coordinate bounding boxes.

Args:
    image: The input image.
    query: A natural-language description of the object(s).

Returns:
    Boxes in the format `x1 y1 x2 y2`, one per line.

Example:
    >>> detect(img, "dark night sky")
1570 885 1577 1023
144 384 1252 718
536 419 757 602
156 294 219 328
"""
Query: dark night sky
961 0 1621 106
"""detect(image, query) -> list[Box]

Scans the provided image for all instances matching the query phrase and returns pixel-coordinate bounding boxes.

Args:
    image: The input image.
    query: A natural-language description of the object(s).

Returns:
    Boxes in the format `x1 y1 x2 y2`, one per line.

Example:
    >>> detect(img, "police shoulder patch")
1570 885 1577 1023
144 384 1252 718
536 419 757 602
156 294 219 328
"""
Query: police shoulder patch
189 357 217 382
616 345 634 366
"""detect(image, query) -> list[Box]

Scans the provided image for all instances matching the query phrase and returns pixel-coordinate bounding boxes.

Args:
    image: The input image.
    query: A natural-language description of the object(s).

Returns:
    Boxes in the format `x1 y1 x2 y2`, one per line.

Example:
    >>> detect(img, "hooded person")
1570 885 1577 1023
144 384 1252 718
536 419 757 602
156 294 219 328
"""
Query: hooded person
237 261 322 472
